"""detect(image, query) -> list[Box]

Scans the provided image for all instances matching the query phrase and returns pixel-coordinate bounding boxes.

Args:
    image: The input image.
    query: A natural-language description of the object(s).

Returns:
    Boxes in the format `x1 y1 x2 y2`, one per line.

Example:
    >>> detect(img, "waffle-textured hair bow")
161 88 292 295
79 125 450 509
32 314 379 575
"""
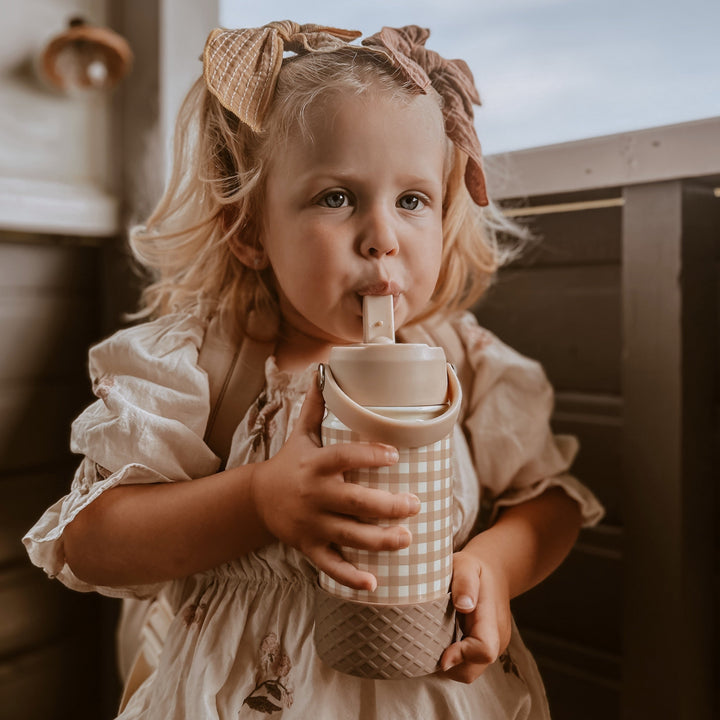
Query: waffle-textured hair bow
203 21 488 206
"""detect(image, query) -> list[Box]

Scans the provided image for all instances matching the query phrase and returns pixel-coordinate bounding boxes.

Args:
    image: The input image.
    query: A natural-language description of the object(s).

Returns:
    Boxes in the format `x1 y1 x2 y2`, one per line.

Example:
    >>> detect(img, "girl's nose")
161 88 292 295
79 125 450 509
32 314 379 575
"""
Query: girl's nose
358 210 399 259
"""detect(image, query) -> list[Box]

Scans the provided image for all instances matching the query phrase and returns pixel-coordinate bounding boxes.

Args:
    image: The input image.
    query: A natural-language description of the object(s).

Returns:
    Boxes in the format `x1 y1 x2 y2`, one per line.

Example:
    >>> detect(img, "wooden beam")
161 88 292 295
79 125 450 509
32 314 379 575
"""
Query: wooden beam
487 117 720 199
105 0 219 329
621 180 717 719
159 0 220 171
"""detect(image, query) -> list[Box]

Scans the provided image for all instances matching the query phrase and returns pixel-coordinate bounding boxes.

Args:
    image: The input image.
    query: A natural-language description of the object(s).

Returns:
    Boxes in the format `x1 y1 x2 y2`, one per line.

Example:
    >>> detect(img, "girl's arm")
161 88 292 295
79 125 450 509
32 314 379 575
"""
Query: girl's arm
63 380 419 591
439 486 583 683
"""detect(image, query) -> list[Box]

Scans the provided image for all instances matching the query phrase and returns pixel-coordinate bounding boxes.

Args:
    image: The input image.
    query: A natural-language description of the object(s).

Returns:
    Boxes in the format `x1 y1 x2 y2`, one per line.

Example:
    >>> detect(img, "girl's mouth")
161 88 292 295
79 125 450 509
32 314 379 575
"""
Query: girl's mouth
356 280 402 297
354 284 402 317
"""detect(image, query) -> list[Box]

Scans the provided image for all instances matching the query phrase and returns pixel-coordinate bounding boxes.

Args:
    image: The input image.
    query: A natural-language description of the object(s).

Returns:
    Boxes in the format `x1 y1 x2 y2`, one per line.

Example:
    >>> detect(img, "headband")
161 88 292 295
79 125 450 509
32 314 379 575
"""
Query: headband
203 21 361 132
203 22 488 206
362 26 488 206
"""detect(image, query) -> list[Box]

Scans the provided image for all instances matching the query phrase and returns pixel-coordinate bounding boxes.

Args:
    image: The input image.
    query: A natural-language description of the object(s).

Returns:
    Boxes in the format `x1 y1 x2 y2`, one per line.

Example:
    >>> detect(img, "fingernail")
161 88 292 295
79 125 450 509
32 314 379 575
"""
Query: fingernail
397 527 412 547
407 494 421 514
454 595 475 611
441 656 458 672
386 447 399 463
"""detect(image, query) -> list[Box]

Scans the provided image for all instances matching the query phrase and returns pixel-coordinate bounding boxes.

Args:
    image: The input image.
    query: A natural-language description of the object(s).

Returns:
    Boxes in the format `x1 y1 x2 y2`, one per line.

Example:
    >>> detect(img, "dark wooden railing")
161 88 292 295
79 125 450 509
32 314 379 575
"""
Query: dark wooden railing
478 117 720 720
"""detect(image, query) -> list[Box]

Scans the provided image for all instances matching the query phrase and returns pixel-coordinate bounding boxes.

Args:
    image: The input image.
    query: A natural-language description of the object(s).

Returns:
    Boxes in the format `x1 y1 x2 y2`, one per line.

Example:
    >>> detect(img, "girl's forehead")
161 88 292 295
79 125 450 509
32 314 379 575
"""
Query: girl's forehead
266 90 447 186
297 89 444 143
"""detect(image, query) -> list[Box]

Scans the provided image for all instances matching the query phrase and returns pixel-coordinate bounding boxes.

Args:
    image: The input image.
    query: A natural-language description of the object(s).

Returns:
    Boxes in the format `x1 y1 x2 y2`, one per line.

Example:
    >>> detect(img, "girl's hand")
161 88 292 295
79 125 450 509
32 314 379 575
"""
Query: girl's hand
438 487 583 683
250 375 420 591
439 547 513 684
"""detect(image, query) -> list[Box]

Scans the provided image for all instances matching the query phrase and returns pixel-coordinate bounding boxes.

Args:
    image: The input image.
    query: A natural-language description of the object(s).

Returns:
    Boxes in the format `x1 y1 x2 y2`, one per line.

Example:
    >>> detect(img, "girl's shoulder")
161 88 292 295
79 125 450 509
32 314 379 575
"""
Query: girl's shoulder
401 311 550 399
74 311 217 470
87 312 209 382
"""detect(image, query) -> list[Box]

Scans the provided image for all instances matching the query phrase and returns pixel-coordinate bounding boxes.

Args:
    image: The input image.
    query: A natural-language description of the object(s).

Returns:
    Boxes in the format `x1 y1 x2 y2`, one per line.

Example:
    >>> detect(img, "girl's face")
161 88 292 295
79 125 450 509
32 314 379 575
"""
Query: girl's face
262 89 446 354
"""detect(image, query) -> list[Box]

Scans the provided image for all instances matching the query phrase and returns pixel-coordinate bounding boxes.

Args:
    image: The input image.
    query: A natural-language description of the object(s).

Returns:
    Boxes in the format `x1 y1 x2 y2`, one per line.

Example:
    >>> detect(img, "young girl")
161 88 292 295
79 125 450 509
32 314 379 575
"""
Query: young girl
25 21 603 719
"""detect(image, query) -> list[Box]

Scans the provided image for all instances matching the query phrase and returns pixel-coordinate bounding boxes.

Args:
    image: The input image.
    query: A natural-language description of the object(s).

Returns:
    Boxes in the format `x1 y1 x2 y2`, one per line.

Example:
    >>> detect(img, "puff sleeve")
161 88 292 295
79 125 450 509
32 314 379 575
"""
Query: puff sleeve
453 313 604 527
23 313 221 598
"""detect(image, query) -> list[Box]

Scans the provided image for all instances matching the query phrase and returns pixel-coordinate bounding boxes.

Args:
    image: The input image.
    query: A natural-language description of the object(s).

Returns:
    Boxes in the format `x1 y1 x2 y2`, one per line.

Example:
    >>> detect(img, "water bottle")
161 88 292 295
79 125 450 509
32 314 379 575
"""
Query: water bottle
313 295 461 678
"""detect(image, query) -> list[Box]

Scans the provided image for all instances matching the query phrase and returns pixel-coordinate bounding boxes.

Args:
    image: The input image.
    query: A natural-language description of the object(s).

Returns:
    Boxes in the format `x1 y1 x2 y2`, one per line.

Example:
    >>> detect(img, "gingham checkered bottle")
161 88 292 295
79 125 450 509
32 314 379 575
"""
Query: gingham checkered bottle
313 296 462 679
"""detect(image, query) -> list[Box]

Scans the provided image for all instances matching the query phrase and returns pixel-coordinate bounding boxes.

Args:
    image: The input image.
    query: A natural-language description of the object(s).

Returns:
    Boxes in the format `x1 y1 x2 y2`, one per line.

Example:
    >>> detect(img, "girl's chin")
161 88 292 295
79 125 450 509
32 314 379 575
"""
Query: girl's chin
312 322 363 347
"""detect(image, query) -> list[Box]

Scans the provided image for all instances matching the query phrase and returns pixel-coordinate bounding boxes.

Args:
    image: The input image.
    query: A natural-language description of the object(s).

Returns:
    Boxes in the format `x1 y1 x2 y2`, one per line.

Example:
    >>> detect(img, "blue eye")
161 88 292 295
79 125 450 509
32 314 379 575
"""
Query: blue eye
320 191 348 208
398 194 423 211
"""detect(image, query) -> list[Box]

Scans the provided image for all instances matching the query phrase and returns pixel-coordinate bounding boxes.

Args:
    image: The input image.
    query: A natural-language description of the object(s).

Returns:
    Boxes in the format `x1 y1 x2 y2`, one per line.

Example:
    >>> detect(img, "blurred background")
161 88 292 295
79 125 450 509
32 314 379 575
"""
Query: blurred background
221 0 720 154
0 1 718 719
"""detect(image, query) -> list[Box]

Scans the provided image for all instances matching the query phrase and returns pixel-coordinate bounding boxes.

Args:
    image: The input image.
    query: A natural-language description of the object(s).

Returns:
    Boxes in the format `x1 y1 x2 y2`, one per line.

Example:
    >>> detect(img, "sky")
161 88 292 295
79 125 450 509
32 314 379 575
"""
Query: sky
219 0 720 155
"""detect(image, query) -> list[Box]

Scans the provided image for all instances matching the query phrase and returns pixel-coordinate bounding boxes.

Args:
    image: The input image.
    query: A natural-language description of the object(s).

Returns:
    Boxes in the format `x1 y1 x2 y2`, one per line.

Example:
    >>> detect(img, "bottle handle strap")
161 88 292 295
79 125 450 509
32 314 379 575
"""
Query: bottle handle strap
319 363 462 448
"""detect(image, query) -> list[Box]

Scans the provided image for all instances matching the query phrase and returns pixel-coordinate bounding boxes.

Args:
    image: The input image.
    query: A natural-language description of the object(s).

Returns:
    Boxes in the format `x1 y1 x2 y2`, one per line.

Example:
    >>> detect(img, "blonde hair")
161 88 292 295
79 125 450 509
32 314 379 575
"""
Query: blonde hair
129 47 526 337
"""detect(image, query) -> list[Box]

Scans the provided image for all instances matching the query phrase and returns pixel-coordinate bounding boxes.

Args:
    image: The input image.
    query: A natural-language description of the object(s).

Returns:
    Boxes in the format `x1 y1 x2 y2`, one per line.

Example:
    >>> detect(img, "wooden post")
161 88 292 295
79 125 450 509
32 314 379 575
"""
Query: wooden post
105 0 220 330
99 3 219 715
621 180 717 719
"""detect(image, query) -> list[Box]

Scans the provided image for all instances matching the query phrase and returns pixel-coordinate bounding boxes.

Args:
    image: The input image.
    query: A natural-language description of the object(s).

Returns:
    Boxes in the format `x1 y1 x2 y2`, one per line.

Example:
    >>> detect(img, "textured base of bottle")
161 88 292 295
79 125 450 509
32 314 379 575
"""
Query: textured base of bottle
313 586 458 679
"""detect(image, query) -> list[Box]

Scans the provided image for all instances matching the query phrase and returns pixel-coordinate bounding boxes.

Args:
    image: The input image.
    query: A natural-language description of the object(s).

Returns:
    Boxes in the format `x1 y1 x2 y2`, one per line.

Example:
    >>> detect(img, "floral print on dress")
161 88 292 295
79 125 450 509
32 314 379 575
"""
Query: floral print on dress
93 374 116 400
242 632 294 714
183 600 209 627
94 463 111 481
499 649 521 679
247 392 281 458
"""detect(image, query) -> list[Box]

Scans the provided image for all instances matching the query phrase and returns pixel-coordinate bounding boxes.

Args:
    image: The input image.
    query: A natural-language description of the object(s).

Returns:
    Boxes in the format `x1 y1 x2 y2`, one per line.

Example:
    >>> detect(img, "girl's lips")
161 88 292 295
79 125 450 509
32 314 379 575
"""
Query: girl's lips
356 280 402 297
354 283 402 316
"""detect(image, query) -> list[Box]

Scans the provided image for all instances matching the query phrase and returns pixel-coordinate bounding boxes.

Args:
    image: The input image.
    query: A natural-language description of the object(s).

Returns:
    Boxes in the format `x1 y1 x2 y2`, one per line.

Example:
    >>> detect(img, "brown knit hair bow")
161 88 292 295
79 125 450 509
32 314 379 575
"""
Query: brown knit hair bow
203 21 361 132
363 26 489 206
203 22 488 206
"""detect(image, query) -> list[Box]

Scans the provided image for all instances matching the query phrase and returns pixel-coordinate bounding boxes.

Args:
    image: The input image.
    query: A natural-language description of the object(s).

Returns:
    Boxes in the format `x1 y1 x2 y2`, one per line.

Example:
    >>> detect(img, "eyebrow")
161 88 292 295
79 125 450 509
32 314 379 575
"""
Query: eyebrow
295 167 443 188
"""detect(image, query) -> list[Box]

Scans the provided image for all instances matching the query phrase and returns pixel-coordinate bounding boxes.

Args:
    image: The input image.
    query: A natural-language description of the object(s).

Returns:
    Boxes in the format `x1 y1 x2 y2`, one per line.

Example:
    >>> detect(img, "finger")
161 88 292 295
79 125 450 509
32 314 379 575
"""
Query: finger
440 613 498 682
460 564 505 665
309 545 378 592
315 441 399 474
440 632 496 683
440 597 501 681
318 514 413 552
456 609 500 661
450 553 481 614
323 483 421 521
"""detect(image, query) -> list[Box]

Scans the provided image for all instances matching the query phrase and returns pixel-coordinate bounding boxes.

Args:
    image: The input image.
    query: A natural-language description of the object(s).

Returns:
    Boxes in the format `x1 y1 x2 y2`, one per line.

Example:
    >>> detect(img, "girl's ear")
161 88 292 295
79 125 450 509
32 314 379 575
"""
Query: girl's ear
228 235 269 270
223 208 269 270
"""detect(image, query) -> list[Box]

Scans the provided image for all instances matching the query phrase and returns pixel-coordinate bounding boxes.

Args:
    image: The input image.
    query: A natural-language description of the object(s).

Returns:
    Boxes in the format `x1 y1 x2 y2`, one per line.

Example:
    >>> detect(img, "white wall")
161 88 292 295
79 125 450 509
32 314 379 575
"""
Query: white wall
0 0 115 234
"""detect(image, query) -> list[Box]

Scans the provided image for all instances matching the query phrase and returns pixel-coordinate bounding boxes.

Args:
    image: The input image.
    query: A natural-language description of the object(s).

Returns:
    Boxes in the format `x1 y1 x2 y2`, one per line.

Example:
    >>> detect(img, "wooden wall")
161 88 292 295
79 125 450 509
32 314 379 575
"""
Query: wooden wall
0 233 119 719
0 0 111 190
474 178 719 719
0 3 218 718
0 0 123 715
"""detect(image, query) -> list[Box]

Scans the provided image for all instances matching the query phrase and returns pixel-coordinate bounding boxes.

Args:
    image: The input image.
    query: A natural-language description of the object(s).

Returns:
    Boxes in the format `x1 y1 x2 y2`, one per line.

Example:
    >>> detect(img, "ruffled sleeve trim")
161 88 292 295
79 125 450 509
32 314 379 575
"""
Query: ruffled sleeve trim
24 312 221 598
489 471 605 527
23 459 170 598
74 313 220 479
449 312 605 528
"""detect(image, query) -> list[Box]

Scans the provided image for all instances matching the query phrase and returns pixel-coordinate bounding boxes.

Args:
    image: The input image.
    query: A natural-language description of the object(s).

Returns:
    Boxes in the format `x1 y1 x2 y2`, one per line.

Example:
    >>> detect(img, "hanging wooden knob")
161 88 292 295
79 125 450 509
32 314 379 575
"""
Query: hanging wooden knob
40 17 133 92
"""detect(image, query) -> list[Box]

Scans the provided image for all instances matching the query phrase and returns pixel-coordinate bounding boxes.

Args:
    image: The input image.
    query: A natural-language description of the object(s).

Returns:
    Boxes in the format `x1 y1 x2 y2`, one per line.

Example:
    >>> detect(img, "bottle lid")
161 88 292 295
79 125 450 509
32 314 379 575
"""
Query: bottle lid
329 296 448 407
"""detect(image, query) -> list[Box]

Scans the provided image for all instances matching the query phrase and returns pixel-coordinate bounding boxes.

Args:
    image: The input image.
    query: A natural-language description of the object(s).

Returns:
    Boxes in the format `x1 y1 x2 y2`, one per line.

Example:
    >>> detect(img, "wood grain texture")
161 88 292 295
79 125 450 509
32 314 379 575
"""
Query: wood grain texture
0 565 91 657
621 181 717 719
511 205 621 268
0 470 72 565
512 526 622 653
486 118 720 199
0 637 102 720
474 265 621 394
553 392 623 525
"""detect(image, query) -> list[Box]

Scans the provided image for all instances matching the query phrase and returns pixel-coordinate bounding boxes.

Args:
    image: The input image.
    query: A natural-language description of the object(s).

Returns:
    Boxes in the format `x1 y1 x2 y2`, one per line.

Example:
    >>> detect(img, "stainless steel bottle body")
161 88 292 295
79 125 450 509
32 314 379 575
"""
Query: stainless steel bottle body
319 407 454 605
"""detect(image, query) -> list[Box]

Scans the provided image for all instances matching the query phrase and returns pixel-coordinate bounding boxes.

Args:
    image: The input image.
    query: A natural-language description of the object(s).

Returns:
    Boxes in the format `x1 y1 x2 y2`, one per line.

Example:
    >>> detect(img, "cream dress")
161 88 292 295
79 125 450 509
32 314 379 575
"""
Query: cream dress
24 311 603 720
